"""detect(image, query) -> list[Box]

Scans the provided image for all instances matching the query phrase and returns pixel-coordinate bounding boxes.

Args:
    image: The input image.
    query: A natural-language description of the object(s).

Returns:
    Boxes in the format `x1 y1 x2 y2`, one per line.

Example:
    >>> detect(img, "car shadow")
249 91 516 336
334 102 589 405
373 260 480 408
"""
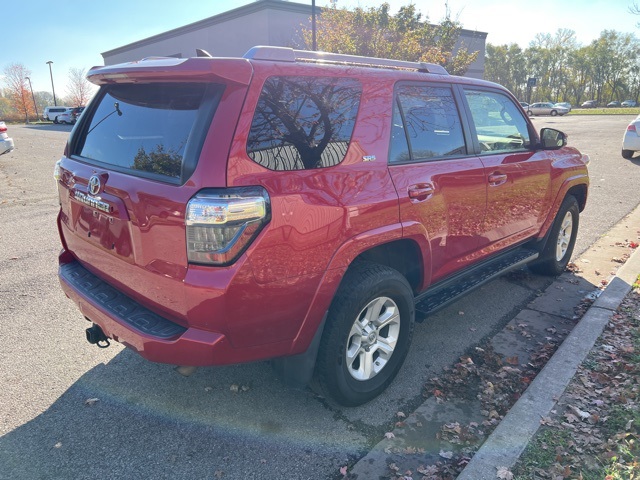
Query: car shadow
24 123 73 132
0 347 366 478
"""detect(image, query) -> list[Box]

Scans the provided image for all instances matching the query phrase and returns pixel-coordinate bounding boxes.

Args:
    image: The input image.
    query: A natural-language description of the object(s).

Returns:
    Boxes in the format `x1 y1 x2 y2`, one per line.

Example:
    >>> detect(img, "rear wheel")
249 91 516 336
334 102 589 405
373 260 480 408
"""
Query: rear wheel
314 262 414 406
550 110 558 116
622 149 634 159
530 195 579 276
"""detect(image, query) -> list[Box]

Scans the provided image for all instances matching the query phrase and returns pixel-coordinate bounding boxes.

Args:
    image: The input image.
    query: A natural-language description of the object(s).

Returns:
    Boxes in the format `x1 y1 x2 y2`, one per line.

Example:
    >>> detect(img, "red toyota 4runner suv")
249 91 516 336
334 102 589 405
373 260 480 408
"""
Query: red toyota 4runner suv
55 47 589 406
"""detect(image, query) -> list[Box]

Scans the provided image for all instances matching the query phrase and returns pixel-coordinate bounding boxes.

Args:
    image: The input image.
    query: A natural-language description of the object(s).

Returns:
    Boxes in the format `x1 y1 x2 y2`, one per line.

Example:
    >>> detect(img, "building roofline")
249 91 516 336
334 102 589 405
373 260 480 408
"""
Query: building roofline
102 0 487 59
102 0 314 58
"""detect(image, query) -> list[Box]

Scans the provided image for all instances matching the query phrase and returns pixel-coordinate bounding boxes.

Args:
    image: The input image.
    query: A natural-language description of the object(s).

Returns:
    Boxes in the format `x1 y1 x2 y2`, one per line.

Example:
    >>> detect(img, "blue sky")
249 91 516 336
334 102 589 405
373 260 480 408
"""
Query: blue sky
3 0 638 97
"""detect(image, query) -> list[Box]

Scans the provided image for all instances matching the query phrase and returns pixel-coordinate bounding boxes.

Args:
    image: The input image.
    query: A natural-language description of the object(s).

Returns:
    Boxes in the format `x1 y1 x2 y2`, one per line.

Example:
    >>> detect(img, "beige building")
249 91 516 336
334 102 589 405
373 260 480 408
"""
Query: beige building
102 0 487 78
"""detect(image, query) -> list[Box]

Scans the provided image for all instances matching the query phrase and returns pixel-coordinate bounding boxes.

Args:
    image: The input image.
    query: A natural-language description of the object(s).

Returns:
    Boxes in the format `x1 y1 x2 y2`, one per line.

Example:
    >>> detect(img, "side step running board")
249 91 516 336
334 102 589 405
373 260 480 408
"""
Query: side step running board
414 248 539 320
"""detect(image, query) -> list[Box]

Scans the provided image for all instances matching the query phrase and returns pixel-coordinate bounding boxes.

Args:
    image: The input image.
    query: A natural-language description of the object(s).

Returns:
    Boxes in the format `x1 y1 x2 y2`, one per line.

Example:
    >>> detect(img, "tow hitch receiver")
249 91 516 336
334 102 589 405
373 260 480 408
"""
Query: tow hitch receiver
86 323 110 348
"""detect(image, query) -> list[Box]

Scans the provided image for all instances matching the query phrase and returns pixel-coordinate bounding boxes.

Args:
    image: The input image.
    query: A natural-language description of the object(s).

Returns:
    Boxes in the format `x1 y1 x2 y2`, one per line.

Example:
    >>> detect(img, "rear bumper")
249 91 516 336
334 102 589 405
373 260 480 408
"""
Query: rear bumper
623 132 640 151
59 260 243 366
0 137 14 155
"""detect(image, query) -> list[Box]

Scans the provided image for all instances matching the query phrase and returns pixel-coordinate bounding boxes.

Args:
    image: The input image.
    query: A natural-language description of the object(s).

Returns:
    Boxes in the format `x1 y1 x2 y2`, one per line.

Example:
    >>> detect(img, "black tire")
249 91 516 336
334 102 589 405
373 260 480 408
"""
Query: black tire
622 149 634 159
314 262 415 406
53 117 59 124
530 195 579 276
550 110 558 116
527 110 533 116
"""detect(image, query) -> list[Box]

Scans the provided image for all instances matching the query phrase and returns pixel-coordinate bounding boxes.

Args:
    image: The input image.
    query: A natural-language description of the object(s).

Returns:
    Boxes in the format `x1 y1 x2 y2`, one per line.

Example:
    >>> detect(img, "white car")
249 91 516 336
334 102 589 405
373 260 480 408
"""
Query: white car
0 122 15 155
622 114 640 159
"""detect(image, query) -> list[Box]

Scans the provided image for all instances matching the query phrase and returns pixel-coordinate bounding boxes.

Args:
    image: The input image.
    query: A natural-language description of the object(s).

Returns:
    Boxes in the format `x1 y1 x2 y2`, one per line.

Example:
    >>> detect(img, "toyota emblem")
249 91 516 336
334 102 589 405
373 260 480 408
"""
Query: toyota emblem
88 175 101 196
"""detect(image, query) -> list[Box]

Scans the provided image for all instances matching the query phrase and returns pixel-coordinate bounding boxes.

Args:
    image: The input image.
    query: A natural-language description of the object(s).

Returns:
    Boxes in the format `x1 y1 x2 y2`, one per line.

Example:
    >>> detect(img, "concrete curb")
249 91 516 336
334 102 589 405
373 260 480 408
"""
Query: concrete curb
457 247 640 479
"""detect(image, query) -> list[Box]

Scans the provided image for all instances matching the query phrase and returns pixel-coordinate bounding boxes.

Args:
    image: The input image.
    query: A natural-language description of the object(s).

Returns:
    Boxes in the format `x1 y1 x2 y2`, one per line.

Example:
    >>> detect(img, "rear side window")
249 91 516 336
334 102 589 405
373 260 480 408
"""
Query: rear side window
390 84 466 163
464 89 530 153
247 76 361 171
74 83 218 183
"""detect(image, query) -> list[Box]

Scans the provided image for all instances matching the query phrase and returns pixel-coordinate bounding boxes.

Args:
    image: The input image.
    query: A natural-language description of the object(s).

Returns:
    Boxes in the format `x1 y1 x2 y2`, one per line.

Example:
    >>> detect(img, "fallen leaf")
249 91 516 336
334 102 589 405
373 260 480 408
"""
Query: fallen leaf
84 398 99 406
496 466 514 479
339 466 348 476
384 432 395 439
439 450 453 459
505 356 519 365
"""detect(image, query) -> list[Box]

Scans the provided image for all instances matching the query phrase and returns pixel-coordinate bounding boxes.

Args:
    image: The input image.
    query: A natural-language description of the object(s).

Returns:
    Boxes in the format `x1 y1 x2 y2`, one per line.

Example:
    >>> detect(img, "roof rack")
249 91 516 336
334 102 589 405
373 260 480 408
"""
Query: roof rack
243 46 449 75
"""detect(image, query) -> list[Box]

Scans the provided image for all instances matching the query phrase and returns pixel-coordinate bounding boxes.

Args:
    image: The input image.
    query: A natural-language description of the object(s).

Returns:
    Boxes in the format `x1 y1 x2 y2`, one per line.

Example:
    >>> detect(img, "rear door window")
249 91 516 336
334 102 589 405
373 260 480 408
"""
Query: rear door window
389 84 466 163
246 76 361 171
73 83 220 183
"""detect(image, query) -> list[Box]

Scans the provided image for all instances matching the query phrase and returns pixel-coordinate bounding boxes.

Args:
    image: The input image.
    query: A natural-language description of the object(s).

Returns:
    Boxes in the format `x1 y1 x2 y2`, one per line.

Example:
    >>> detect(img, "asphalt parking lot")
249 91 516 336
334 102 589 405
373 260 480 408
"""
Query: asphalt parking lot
0 115 638 479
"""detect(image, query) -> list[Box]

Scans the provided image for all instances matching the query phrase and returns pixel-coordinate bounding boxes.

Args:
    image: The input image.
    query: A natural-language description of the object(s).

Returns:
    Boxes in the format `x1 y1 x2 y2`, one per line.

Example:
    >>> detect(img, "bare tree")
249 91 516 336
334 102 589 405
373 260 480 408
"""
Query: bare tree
66 68 94 106
2 63 34 122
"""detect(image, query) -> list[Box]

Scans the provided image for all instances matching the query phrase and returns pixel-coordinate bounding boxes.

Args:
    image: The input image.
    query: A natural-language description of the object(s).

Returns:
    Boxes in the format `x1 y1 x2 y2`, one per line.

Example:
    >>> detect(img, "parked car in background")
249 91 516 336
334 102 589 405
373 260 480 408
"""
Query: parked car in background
527 102 569 116
554 102 571 112
607 101 621 108
581 100 597 108
0 121 15 155
519 101 529 110
43 106 73 123
55 46 590 406
622 114 640 159
622 100 637 107
58 106 86 125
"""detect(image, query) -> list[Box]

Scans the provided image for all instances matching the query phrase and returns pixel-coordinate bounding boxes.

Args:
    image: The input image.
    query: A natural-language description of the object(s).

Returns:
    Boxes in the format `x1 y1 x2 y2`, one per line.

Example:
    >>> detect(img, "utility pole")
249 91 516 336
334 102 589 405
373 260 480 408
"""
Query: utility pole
25 77 39 121
47 61 57 106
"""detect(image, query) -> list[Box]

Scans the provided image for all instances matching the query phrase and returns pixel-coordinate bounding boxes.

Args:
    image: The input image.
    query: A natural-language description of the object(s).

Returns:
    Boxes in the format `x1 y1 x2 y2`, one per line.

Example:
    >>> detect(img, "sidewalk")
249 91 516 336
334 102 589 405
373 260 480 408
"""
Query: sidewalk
350 232 640 479
457 245 640 479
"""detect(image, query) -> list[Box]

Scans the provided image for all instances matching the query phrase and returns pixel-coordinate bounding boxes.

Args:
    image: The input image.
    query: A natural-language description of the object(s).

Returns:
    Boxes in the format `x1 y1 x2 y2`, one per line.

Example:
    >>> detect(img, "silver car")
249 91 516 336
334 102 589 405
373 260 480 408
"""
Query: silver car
0 122 15 155
526 102 569 117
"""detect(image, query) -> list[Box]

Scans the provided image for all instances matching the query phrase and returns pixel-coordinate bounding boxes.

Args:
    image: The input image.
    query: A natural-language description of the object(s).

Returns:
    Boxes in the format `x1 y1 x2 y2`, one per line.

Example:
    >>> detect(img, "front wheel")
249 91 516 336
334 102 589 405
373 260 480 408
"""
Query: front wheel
314 262 415 406
530 195 579 276
550 110 558 116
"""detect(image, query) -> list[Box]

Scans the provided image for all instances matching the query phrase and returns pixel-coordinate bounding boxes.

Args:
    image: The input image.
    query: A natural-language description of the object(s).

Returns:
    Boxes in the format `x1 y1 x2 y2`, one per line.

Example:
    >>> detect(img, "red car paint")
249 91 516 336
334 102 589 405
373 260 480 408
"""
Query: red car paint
56 50 589 377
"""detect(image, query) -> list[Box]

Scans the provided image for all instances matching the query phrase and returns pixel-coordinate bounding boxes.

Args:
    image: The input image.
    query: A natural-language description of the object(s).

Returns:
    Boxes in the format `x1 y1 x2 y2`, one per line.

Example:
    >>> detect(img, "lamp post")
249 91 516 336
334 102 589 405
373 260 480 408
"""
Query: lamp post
25 76 39 122
312 0 317 51
46 60 57 106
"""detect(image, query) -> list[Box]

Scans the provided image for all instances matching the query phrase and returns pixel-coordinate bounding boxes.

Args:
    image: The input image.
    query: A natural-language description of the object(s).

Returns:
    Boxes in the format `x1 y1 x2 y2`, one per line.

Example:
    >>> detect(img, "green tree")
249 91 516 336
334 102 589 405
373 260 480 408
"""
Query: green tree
484 43 526 98
300 3 478 76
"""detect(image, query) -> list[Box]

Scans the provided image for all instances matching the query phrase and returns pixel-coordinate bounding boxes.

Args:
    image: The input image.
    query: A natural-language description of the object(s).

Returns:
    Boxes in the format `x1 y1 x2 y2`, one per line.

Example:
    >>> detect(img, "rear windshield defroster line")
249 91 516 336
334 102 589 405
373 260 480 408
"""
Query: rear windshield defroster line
71 83 223 185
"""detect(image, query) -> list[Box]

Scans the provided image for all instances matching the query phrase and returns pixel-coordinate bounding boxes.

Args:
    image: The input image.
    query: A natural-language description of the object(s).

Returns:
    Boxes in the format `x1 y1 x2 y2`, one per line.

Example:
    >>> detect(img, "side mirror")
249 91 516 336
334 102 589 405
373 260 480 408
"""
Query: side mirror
540 128 567 149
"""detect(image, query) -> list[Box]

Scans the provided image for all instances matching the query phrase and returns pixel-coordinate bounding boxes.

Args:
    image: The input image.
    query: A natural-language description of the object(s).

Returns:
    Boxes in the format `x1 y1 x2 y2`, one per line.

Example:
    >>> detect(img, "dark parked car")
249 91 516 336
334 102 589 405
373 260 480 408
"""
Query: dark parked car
581 100 597 108
607 101 621 108
55 47 590 406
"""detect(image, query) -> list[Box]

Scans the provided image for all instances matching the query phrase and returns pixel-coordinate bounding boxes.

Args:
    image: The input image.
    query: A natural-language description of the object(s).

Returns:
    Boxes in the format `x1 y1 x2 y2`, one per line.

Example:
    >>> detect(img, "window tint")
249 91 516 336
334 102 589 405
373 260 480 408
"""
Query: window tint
75 83 211 181
464 89 530 153
390 85 466 163
247 76 361 171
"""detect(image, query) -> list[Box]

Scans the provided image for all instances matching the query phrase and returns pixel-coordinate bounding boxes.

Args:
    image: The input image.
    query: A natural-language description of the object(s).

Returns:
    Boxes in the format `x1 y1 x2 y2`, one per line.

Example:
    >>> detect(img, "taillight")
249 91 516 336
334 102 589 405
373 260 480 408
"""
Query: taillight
186 187 270 266
627 124 637 132
0 125 6 133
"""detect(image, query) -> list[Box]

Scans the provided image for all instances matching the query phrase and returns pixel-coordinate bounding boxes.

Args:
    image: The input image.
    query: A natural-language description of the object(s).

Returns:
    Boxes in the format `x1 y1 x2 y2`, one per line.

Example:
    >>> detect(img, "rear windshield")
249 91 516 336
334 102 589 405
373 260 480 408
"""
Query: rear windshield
73 83 218 183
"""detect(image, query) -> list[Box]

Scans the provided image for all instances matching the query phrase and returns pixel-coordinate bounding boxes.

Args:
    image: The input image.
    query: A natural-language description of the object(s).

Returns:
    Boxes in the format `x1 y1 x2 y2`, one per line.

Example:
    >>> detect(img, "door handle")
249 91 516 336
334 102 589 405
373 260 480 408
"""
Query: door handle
408 183 434 201
488 173 508 186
